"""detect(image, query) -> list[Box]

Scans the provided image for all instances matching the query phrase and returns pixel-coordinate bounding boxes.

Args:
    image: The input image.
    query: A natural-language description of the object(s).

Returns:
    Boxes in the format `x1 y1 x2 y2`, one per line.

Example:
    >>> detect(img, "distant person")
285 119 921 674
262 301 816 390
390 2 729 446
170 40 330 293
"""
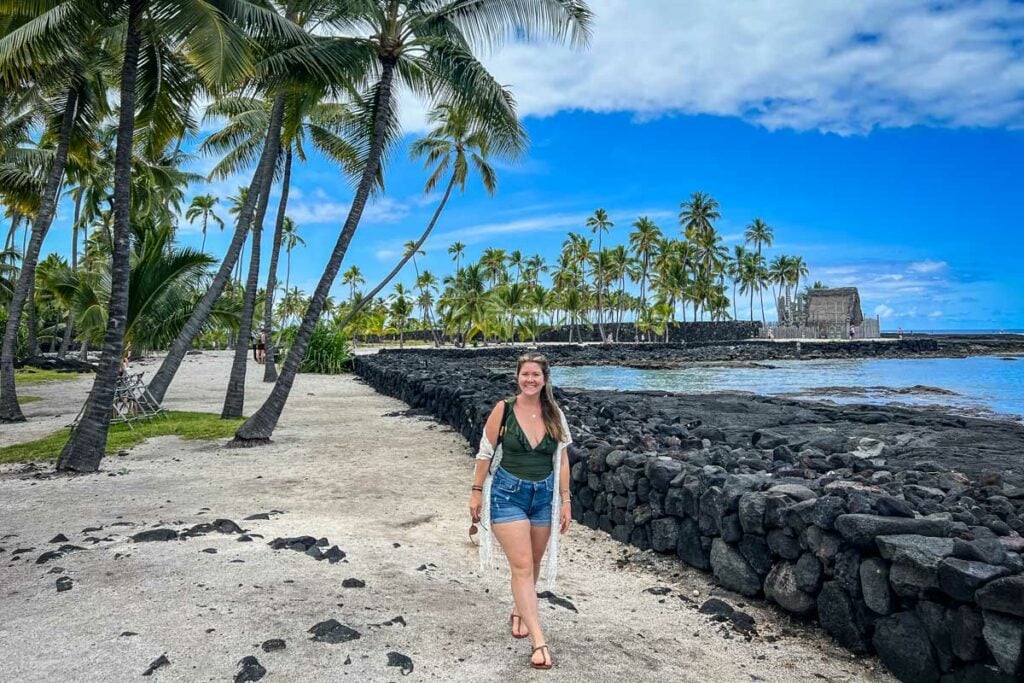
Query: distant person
848 325 855 340
897 327 903 340
767 328 775 341
256 330 267 364
469 353 573 670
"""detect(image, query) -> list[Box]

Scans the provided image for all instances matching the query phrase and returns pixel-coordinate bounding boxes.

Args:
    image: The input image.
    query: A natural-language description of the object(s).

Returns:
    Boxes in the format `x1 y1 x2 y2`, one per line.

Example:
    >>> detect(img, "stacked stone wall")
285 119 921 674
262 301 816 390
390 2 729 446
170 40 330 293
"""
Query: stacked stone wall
353 350 1024 682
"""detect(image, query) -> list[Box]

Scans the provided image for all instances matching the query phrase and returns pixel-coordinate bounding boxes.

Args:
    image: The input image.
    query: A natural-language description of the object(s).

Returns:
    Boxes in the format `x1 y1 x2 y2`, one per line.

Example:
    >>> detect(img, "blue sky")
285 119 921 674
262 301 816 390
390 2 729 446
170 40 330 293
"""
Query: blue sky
38 0 1024 330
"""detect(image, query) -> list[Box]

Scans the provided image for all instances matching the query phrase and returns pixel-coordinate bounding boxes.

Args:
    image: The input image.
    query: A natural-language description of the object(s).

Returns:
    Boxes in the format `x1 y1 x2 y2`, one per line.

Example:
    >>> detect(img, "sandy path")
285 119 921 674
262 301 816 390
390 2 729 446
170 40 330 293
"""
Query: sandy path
0 351 891 682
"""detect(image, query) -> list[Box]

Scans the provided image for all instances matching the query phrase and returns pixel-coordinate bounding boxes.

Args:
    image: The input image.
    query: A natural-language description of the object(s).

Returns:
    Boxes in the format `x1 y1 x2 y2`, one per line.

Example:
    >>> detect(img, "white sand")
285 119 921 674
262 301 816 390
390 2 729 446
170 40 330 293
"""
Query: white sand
0 351 892 682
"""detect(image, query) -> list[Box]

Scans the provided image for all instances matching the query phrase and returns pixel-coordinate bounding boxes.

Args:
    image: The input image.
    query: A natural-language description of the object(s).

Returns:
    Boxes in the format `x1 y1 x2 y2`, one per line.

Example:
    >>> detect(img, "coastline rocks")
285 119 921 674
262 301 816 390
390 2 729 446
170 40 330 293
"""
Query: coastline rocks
835 515 953 549
353 347 1024 683
710 539 761 597
765 562 816 615
982 611 1024 676
873 612 940 683
975 576 1024 618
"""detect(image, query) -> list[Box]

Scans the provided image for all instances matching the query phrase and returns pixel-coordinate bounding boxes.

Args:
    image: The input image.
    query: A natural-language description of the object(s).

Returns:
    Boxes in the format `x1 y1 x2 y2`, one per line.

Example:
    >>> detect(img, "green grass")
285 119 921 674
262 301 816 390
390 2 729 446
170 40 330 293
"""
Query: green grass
18 395 41 405
15 367 92 385
0 411 245 464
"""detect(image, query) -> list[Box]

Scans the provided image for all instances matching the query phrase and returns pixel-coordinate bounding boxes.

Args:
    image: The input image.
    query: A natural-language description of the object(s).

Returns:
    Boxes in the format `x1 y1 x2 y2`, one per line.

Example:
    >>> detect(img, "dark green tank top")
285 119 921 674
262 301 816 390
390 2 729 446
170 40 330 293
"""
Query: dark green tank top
501 398 556 481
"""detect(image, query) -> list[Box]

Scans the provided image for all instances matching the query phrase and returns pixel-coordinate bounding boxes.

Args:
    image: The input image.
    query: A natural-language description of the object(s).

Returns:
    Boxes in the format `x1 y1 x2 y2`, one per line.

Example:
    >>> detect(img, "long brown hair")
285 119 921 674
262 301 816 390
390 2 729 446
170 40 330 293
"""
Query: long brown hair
516 353 567 443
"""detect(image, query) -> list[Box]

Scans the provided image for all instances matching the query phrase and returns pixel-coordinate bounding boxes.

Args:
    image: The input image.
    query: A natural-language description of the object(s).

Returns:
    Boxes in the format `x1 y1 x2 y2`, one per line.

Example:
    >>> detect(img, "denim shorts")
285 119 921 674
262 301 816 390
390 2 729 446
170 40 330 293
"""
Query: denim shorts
490 467 553 526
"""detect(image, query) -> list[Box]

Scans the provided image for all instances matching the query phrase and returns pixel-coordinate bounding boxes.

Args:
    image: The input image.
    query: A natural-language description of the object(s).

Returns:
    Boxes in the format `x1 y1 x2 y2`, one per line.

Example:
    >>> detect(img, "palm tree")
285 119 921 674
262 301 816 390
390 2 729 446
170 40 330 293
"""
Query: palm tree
281 217 304 296
328 102 522 349
628 216 662 341
679 191 721 241
480 247 508 289
0 15 111 421
341 265 364 302
448 241 466 273
17 0 306 469
234 0 592 445
744 217 773 324
201 86 364 385
185 194 224 252
585 207 612 341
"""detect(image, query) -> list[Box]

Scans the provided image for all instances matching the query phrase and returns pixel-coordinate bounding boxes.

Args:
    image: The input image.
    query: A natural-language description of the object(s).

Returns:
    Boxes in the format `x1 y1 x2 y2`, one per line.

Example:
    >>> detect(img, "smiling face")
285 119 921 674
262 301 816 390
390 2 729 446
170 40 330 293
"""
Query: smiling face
517 361 546 398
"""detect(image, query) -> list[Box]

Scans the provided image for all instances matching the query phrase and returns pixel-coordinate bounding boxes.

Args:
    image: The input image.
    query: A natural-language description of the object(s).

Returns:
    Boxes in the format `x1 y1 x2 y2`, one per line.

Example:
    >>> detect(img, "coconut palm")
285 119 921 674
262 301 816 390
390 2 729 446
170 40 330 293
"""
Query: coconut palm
185 194 224 252
448 241 466 273
585 207 612 341
328 101 522 350
14 0 309 470
281 216 304 295
744 217 773 324
628 216 662 340
234 0 592 445
0 15 112 421
679 191 720 242
341 265 364 302
200 86 365 385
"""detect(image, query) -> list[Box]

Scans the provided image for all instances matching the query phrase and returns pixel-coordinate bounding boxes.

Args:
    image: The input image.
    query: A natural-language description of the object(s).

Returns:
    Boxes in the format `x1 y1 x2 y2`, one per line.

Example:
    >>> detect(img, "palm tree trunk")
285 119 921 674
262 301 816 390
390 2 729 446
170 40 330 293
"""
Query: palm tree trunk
222 156 275 418
262 148 291 383
200 215 207 252
60 193 83 359
146 94 287 405
0 88 79 422
233 58 398 444
3 212 19 250
326 173 457 354
25 281 38 356
54 0 143 470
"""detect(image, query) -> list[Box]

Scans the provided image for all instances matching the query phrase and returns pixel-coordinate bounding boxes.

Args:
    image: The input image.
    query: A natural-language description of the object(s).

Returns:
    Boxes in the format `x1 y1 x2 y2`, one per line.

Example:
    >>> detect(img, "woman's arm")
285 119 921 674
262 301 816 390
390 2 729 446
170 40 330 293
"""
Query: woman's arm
469 401 505 522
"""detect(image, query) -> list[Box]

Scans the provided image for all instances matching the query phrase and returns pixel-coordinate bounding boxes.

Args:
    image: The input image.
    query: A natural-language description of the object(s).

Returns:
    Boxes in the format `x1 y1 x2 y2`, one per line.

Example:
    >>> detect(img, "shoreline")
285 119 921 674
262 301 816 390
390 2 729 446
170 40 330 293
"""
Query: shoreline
354 347 1024 681
0 351 893 682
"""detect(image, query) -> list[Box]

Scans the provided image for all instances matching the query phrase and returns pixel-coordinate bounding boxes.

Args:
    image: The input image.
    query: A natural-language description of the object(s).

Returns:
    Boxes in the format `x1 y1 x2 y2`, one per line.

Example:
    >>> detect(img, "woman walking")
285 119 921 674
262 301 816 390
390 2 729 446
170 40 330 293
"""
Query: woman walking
469 353 573 670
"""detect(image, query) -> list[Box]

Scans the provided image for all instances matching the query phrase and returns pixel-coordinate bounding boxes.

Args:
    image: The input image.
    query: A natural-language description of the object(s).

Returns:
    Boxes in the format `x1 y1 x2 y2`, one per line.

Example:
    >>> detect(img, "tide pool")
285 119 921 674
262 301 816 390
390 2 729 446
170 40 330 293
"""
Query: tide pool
553 355 1024 421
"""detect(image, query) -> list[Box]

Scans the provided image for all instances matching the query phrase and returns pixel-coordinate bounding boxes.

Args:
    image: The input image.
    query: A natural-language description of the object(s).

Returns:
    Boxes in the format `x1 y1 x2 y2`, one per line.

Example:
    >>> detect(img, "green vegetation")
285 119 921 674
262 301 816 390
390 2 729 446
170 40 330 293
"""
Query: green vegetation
18 394 40 404
298 323 352 375
0 411 244 464
14 367 88 385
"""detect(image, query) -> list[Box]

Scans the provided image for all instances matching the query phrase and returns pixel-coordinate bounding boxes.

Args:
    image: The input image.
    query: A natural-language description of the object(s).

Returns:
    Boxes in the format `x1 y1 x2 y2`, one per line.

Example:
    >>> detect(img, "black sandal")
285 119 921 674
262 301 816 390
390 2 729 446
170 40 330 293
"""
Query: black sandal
529 644 553 670
509 612 529 639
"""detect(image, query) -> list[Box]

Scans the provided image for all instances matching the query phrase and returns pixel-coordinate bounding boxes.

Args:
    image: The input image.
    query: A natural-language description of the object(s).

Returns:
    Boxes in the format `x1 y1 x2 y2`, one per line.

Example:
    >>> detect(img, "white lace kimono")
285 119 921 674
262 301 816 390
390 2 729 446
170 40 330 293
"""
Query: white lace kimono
475 405 572 589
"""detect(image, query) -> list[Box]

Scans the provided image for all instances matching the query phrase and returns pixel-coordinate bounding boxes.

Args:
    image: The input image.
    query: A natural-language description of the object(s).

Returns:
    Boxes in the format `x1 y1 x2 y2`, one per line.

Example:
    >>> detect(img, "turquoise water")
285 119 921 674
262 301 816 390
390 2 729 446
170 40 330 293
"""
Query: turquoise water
553 355 1024 421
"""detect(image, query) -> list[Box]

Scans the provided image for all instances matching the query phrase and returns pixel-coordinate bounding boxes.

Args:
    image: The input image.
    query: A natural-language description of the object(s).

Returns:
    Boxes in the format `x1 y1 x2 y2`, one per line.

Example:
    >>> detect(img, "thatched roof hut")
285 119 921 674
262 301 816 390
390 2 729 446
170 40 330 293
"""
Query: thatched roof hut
806 287 864 326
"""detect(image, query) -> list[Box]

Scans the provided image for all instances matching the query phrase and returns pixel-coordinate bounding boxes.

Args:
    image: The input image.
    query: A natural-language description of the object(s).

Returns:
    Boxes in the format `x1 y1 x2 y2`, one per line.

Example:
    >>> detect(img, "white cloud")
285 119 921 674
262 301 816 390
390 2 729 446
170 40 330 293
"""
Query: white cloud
928 310 944 319
287 194 409 226
875 304 895 318
393 0 1024 135
908 259 948 274
375 249 400 262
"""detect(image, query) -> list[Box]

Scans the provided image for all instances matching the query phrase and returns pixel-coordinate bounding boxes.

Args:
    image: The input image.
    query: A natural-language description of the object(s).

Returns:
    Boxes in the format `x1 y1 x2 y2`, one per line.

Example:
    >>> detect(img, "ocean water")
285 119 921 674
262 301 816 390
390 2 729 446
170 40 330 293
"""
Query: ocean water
552 355 1024 421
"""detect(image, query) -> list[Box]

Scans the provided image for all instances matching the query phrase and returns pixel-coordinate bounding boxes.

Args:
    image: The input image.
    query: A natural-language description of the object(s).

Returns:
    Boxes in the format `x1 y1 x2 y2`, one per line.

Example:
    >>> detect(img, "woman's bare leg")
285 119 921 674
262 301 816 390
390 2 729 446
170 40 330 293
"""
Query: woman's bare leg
493 520 550 665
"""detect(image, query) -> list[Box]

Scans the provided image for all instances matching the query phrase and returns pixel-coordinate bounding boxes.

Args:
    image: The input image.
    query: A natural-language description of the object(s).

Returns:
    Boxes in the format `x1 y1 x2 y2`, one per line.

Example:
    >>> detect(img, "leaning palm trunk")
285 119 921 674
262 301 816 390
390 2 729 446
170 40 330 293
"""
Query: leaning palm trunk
55 0 144 471
335 174 456 338
222 147 277 418
25 281 38 355
146 95 287 405
0 88 79 423
233 60 398 445
262 148 292 383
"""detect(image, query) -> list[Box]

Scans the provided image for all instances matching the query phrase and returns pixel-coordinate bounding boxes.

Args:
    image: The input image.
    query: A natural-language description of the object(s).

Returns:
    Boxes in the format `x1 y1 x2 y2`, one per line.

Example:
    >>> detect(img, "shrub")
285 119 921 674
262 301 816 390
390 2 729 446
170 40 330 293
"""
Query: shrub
298 323 352 374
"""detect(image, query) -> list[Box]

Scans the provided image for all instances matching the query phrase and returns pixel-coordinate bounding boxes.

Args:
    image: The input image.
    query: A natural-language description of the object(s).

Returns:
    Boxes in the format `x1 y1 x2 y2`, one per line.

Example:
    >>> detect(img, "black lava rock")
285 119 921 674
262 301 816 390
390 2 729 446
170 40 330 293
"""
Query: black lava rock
234 655 266 682
131 528 178 543
142 654 170 676
308 619 360 644
55 576 73 592
386 651 414 676
261 639 286 652
341 578 365 588
873 612 940 683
